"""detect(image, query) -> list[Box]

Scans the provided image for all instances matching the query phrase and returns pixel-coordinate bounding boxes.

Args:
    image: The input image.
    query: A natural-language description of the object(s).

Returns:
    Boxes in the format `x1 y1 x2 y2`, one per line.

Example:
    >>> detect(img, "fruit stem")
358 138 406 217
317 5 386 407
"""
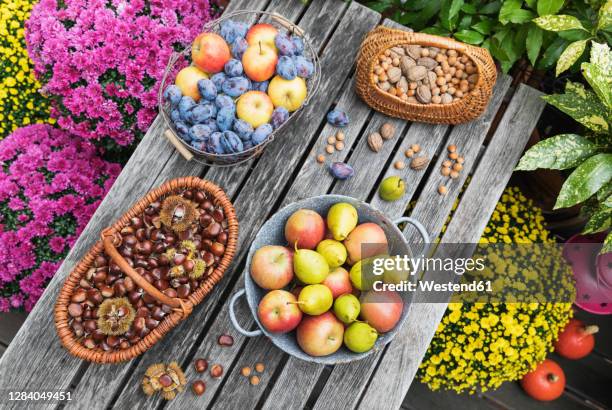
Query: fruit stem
547 373 559 383
294 240 299 252
582 325 599 335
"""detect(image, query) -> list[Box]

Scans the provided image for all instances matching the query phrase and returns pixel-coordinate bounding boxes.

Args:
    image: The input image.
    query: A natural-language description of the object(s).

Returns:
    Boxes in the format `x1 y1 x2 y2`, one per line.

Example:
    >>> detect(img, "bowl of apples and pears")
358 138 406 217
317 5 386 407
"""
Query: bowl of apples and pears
159 10 320 166
229 195 430 364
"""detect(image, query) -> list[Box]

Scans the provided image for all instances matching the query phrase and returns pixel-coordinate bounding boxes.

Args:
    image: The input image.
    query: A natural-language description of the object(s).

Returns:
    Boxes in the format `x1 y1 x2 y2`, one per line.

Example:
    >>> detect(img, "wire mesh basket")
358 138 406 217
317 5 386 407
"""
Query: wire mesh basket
158 10 321 167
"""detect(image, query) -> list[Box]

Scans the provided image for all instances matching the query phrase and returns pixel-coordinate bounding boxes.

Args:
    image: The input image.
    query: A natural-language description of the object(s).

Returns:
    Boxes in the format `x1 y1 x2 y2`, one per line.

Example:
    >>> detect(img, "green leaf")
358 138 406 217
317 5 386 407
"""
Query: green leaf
533 14 586 31
527 24 544 65
590 41 611 76
601 231 612 254
516 134 599 170
597 180 612 201
537 0 565 16
526 0 537 9
458 15 473 29
422 26 451 35
499 0 522 24
440 0 464 30
582 62 612 109
454 29 485 44
598 0 612 31
544 82 610 133
556 39 587 75
503 8 537 24
472 19 495 34
461 3 477 14
538 37 570 69
555 153 612 209
481 1 502 14
584 204 612 233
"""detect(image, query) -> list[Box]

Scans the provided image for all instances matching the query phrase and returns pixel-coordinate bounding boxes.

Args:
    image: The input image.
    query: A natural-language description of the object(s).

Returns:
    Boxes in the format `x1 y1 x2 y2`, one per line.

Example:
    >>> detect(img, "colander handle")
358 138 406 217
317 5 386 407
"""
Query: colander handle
164 129 194 161
394 217 430 256
229 289 263 337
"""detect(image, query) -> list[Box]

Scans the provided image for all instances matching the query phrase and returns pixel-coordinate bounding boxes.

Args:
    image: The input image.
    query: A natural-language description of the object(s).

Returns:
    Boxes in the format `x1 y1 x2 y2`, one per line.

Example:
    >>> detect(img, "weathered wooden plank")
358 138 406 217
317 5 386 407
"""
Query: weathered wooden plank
0 311 27 346
0 344 5 360
485 381 595 410
357 84 546 410
107 1 369 408
553 353 612 408
402 380 500 410
0 116 180 407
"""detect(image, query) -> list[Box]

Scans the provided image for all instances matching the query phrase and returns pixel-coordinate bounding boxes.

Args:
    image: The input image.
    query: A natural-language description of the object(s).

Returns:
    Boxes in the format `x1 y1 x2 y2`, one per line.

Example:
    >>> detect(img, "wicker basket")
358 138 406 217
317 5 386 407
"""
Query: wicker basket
355 26 497 124
55 177 238 363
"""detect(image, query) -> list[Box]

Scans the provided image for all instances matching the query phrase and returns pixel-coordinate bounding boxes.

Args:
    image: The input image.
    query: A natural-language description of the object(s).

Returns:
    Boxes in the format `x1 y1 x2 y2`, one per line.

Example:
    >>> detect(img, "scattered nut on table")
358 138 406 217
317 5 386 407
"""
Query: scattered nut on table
394 161 405 170
410 156 429 170
336 131 345 141
380 122 395 140
438 185 448 195
317 154 325 163
367 132 383 152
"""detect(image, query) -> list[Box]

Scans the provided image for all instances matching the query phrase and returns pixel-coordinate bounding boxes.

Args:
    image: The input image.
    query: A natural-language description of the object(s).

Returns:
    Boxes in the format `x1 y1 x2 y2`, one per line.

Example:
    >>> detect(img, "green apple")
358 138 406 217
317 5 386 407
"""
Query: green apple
268 75 307 112
333 294 360 324
298 284 333 315
237 91 274 128
294 248 329 284
379 176 405 202
316 239 347 268
343 322 378 353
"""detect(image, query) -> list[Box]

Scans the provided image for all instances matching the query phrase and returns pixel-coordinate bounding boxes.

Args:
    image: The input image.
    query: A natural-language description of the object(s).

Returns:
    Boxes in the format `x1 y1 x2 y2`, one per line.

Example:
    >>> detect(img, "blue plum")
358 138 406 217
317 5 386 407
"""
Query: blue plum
197 79 217 102
276 56 296 80
220 20 239 44
252 81 269 92
204 118 219 132
178 96 196 122
243 140 254 150
211 72 227 90
216 105 236 131
232 37 248 59
270 107 290 129
207 132 225 154
221 131 244 153
222 76 250 97
326 109 349 127
163 85 182 106
170 109 181 123
189 124 213 142
175 121 190 141
215 94 234 109
233 119 254 141
224 58 243 77
274 32 296 56
252 123 273 145
190 103 216 124
291 35 304 55
294 56 314 78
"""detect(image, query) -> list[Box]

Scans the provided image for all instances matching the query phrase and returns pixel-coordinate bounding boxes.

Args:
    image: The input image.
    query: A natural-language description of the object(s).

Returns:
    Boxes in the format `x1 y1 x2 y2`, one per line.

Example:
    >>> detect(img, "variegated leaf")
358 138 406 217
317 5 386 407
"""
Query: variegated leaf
515 134 599 170
533 14 586 31
590 42 611 76
598 0 612 31
544 84 609 133
555 153 612 209
556 39 587 76
583 204 612 233
582 62 612 109
605 194 612 207
598 180 612 201
601 231 612 255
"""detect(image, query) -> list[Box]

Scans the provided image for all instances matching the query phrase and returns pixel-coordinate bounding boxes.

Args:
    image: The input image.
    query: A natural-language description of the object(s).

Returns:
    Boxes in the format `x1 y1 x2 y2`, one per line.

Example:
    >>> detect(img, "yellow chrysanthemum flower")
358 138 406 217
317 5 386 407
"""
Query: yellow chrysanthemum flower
417 187 573 393
0 0 50 139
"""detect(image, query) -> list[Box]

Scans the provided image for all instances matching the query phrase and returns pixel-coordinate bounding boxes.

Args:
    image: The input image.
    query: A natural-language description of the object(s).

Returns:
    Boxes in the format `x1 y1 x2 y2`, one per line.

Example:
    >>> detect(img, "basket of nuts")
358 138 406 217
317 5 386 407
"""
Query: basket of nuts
355 26 497 124
54 177 238 363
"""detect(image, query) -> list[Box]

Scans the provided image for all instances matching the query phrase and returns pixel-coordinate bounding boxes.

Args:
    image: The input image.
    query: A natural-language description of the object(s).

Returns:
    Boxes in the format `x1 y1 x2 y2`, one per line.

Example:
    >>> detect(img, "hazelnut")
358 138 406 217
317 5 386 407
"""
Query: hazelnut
241 367 251 377
250 375 261 386
255 363 265 372
411 144 420 153
335 141 345 151
394 161 405 170
450 170 459 179
441 167 451 177
438 185 448 195
336 131 345 141
327 136 336 145
453 163 463 172
317 154 325 163
405 149 414 158
325 145 334 154
449 152 458 160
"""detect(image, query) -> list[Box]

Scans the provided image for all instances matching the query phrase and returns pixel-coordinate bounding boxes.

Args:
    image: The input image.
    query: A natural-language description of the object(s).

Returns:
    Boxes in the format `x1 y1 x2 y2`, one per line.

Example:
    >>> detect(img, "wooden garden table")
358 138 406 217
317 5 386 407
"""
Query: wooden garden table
0 1 547 408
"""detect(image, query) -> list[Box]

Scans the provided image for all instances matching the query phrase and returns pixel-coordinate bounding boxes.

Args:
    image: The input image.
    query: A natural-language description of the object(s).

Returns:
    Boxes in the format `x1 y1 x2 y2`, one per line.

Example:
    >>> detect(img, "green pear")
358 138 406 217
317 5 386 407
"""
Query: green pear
333 294 360 324
343 322 378 353
327 202 358 241
379 176 405 201
298 284 333 315
316 239 347 268
349 257 379 291
294 247 329 284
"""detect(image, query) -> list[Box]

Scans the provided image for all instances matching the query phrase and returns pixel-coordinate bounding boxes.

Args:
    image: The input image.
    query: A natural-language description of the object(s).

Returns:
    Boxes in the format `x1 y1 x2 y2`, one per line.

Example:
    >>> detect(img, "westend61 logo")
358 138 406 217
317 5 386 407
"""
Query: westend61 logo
358 243 580 303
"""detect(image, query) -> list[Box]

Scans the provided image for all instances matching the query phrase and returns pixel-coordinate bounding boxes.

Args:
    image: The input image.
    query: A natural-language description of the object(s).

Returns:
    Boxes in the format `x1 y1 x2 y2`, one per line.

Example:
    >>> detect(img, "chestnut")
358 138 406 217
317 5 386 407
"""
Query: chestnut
71 289 87 303
211 242 225 257
68 303 82 318
83 337 96 349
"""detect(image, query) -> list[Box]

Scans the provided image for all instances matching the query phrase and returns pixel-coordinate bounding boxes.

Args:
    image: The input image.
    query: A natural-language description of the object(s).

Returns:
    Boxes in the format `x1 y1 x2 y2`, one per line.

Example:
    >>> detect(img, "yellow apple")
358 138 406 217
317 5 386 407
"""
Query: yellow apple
175 66 208 102
246 23 278 51
242 43 277 82
236 91 274 128
268 76 307 112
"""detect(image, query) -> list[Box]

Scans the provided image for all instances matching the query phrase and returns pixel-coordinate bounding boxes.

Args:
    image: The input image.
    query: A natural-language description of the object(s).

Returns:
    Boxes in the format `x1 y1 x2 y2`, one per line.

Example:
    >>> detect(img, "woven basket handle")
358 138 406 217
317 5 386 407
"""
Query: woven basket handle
101 228 193 318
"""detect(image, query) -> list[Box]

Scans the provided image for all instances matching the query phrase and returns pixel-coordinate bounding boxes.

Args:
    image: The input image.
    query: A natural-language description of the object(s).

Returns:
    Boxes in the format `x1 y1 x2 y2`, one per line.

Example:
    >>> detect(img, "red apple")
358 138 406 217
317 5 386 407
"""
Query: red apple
175 66 208 101
242 43 278 82
322 267 353 299
360 290 403 333
246 23 278 50
285 209 325 250
257 290 302 333
250 245 294 290
191 32 231 74
344 222 388 264
297 311 344 356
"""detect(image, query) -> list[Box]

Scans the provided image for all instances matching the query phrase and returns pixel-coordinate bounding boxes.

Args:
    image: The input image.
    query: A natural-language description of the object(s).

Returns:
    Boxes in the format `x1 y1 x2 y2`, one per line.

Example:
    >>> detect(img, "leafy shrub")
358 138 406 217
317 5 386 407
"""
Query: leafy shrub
0 124 120 311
